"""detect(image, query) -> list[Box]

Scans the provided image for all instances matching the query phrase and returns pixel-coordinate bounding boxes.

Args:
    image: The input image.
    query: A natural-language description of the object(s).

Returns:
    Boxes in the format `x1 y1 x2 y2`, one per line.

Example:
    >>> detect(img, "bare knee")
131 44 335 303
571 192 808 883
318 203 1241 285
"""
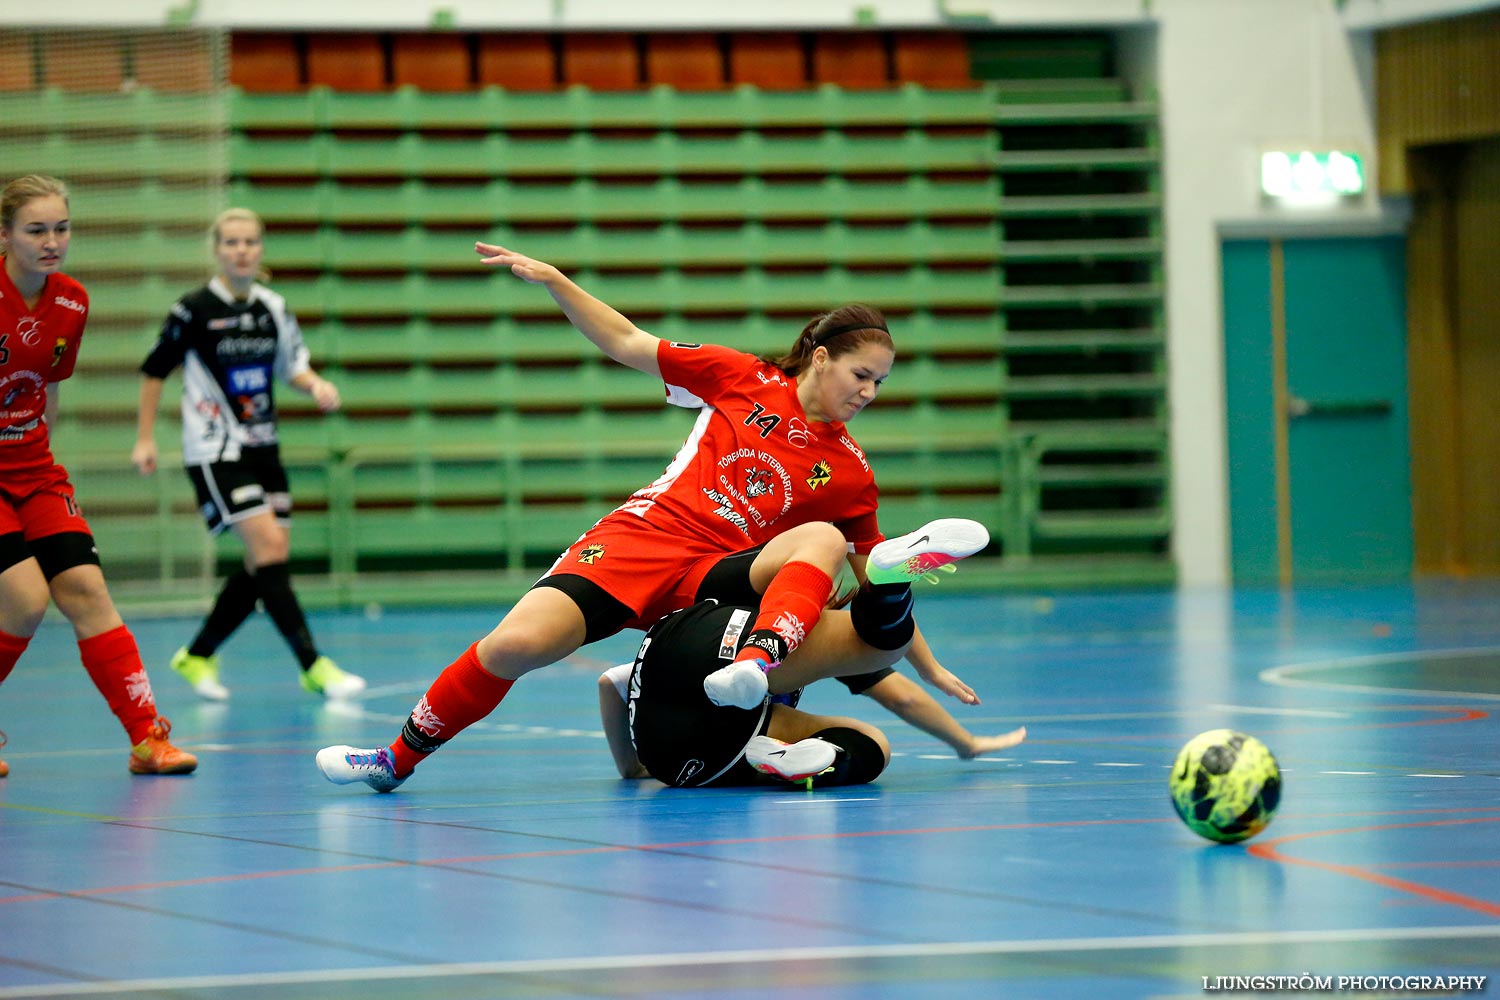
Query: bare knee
235 515 290 568
0 564 50 636
751 521 849 591
473 590 588 680
789 521 847 567
47 566 122 636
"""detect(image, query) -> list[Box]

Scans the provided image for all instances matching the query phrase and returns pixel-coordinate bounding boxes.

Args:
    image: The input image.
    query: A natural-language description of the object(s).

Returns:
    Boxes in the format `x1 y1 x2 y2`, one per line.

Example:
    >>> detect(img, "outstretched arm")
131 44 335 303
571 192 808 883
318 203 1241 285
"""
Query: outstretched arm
598 668 651 779
477 243 662 379
862 671 1027 760
903 624 980 704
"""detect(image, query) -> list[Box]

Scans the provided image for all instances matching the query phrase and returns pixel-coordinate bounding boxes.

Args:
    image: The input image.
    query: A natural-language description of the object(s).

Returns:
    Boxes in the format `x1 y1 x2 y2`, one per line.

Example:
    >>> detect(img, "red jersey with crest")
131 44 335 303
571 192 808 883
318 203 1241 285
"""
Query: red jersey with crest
603 340 882 553
0 266 87 475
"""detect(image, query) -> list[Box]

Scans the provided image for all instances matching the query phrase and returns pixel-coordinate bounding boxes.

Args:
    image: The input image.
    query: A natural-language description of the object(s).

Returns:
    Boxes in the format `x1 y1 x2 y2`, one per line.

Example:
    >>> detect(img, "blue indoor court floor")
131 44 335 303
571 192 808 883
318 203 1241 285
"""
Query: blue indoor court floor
2 582 1498 999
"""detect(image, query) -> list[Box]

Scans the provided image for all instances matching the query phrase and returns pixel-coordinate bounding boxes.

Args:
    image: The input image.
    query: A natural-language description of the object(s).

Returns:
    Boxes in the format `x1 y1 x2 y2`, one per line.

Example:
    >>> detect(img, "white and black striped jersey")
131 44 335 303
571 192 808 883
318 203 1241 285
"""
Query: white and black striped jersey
141 277 311 465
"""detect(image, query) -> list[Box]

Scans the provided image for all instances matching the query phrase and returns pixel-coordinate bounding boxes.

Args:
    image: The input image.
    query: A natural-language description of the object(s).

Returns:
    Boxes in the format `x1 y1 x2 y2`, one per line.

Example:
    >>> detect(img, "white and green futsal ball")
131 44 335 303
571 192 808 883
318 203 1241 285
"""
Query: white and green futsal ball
1169 729 1282 844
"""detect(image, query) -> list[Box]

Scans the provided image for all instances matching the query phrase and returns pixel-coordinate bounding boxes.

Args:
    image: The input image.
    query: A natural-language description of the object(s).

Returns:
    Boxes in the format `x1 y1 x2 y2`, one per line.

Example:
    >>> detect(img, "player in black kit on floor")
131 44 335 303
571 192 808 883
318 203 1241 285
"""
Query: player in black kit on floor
603 599 892 788
599 552 1027 788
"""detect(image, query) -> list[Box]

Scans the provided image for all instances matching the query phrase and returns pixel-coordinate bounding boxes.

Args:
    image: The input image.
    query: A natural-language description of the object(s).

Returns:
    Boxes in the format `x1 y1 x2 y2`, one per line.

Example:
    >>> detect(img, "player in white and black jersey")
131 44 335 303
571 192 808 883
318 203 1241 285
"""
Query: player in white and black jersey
131 208 364 703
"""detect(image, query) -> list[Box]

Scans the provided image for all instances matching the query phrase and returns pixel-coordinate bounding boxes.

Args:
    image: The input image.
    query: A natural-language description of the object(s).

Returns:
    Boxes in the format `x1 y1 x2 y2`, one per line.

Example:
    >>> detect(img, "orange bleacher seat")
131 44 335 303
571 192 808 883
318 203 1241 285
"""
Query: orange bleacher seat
0 32 34 90
477 33 555 90
729 32 806 89
893 31 971 88
477 33 556 90
813 32 889 88
134 33 218 93
646 33 724 90
392 33 471 91
561 33 639 90
307 33 386 91
41 32 126 92
230 33 302 92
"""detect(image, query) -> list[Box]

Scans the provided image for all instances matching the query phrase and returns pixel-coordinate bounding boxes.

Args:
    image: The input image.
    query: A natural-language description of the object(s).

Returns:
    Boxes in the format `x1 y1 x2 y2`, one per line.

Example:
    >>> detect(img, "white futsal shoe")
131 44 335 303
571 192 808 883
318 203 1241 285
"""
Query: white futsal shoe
745 735 836 782
316 745 406 792
865 518 990 586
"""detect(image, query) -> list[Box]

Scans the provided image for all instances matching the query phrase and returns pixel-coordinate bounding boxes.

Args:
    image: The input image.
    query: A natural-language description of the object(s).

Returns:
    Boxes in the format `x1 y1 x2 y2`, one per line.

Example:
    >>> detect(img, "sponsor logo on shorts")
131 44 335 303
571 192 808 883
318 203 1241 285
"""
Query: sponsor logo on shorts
674 759 705 786
719 608 751 660
577 543 605 564
230 484 265 505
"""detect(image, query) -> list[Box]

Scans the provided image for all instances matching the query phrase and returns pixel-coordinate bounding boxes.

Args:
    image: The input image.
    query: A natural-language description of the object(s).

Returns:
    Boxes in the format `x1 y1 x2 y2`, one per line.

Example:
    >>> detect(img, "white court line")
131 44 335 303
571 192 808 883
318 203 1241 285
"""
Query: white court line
2 925 1495 998
1259 646 1500 701
1207 703 1349 718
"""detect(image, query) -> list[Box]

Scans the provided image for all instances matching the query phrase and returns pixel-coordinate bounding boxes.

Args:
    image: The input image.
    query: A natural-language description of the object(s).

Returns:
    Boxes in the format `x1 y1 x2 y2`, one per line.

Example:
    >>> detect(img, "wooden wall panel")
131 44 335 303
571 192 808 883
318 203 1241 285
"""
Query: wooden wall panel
1452 137 1500 573
1404 140 1500 576
1376 9 1500 194
1404 148 1464 574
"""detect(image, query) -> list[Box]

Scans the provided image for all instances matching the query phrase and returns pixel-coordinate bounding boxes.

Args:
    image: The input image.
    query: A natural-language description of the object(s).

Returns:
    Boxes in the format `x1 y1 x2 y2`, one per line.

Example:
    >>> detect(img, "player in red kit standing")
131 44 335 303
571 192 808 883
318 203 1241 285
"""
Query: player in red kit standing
317 243 986 792
0 174 196 778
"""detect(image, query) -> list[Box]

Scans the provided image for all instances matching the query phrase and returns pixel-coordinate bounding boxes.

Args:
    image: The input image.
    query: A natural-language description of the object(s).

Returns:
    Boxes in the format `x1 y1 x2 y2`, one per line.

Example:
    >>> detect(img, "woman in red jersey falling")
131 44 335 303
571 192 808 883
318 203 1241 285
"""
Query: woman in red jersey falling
0 175 195 778
317 243 985 792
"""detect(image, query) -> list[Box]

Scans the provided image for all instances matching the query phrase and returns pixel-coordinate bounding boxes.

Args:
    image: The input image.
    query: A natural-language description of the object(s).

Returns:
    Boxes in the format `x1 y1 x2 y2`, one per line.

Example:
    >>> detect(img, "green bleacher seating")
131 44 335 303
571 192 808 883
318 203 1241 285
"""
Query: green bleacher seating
8 38 1170 592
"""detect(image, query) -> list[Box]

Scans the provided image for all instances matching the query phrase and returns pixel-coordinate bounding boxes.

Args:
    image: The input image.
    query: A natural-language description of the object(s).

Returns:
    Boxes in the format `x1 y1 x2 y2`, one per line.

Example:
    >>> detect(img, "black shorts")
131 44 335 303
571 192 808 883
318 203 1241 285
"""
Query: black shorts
187 445 290 535
629 601 771 788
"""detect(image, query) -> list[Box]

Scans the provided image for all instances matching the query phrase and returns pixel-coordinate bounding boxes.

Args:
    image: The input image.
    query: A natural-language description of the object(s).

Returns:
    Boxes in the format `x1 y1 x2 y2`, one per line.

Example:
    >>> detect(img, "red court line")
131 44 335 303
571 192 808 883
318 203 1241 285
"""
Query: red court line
1064 705 1489 747
1 817 1176 906
1247 818 1500 919
0 862 402 904
9 811 1500 910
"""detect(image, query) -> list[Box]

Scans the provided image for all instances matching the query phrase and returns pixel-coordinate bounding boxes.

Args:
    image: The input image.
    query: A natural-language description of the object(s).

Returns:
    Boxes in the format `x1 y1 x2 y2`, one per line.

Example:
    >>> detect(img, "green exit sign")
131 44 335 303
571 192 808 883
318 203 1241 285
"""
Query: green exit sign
1260 150 1366 201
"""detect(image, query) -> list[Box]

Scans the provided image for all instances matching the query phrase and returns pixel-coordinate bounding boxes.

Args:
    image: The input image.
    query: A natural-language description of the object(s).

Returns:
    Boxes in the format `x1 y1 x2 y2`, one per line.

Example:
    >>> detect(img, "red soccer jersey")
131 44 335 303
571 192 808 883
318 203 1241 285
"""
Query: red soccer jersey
0 266 87 474
602 340 882 554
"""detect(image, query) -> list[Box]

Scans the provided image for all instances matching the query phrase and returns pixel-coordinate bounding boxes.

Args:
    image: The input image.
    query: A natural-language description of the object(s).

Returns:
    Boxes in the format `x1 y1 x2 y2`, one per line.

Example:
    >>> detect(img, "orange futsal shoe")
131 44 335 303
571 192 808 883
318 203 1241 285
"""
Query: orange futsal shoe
128 717 198 775
0 727 9 778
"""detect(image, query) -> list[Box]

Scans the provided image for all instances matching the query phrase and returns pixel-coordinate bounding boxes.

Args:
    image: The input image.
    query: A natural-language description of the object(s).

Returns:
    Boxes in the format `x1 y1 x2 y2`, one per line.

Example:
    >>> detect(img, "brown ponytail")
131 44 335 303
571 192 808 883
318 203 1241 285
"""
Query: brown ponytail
763 304 892 377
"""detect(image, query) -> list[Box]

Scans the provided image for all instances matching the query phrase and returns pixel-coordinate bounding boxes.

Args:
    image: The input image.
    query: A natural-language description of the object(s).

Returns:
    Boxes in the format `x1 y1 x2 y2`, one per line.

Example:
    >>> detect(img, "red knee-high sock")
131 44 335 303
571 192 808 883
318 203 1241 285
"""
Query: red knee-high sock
78 625 158 745
388 642 513 776
0 629 30 687
732 560 834 667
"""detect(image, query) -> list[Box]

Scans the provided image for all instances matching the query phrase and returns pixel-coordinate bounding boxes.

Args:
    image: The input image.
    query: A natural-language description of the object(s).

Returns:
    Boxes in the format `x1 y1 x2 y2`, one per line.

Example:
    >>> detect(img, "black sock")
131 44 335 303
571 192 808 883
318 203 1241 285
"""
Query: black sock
253 561 319 669
808 726 888 787
850 582 915 651
188 569 259 657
